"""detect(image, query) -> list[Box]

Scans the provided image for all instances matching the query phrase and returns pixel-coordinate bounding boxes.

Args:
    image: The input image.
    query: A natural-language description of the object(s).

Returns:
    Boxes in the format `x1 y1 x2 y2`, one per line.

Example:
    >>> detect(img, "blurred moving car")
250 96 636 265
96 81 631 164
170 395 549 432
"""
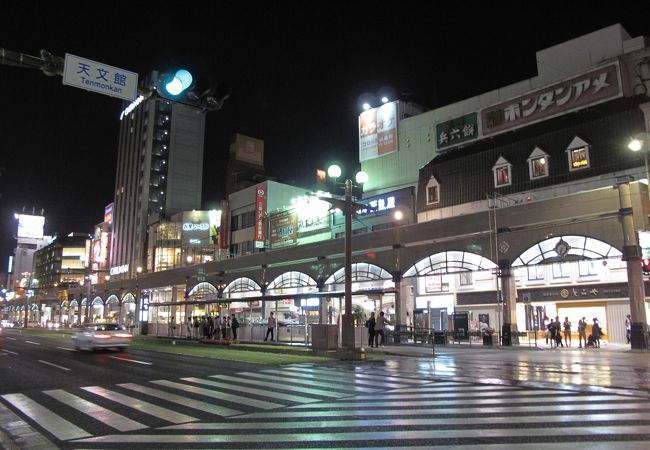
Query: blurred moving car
0 320 13 329
72 323 132 351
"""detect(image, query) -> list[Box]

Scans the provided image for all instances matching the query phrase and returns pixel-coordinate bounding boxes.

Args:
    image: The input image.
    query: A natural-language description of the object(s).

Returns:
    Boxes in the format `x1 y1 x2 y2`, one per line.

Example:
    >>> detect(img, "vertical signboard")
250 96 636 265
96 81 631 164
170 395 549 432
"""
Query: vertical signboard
219 200 229 250
359 101 399 161
254 186 266 248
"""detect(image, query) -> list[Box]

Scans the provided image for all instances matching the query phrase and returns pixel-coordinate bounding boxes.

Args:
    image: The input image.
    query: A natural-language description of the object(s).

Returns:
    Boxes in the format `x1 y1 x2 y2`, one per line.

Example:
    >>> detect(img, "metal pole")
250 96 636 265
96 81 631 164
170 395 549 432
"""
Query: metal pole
617 179 648 349
342 179 355 349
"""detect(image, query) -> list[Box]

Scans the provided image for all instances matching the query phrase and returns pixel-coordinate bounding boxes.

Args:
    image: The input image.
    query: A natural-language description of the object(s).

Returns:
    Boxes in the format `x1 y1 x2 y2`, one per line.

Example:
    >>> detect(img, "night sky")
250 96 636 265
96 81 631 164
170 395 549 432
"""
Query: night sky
1 2 649 272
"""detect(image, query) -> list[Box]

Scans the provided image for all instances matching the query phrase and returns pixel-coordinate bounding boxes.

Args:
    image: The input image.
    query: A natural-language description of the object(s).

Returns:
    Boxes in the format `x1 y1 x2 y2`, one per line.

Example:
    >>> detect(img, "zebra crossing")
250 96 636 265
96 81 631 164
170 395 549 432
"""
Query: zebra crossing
2 363 650 448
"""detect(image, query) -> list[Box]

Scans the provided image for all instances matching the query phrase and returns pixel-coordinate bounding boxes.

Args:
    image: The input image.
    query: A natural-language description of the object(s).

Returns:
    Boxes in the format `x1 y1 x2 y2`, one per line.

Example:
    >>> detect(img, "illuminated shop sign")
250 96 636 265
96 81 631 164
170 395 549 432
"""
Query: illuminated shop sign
15 214 45 239
119 95 145 120
110 264 129 276
182 223 209 231
189 239 201 245
356 195 396 216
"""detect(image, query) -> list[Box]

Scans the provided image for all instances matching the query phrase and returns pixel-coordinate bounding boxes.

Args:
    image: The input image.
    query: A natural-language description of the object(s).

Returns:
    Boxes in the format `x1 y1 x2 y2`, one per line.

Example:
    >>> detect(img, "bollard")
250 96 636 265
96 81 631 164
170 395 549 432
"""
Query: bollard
432 335 435 357
172 340 176 345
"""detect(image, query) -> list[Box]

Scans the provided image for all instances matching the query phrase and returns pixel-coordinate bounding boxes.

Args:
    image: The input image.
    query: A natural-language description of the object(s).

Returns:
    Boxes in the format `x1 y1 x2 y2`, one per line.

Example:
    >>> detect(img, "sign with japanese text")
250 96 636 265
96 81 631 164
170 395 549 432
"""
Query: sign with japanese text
481 63 621 136
220 200 229 250
518 282 636 302
436 112 478 150
254 185 266 248
359 101 398 162
269 209 297 248
63 54 138 101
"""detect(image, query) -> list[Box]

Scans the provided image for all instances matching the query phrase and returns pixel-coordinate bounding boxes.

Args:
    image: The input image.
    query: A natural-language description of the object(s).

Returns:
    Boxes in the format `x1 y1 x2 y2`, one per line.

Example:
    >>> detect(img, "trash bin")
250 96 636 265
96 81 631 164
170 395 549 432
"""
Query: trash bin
434 331 447 345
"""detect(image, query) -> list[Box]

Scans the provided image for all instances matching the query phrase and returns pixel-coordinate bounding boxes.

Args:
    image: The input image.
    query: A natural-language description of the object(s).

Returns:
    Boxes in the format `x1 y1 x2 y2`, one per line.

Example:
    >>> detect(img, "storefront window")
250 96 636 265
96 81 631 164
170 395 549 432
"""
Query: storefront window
527 265 545 281
567 144 590 171
578 260 598 277
552 262 571 279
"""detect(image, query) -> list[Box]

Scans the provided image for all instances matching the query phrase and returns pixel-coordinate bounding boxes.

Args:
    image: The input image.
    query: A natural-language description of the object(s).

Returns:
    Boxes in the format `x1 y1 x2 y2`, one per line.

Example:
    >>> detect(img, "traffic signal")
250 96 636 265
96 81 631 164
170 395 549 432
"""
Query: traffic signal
157 69 194 99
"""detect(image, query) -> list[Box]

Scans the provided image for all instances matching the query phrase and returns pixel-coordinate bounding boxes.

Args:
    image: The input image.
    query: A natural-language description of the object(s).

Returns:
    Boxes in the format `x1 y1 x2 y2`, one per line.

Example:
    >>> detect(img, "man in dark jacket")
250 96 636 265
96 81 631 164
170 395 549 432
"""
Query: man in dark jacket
366 312 376 348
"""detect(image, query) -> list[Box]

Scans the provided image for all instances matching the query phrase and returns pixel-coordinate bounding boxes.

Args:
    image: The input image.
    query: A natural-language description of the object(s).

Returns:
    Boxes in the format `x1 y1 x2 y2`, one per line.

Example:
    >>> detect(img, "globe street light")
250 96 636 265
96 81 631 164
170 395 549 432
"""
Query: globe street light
628 133 650 187
325 164 369 351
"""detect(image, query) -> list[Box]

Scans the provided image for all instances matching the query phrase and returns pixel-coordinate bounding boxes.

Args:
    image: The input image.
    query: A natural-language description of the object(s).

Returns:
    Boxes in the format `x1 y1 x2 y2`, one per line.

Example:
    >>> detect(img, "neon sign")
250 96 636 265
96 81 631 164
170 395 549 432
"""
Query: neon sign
182 223 209 231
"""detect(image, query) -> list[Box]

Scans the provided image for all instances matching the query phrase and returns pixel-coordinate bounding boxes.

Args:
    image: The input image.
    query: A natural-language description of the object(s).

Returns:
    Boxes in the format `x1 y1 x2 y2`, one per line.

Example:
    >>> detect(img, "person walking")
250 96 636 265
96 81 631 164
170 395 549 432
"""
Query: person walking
592 318 601 348
375 311 390 347
264 312 276 341
543 316 550 344
186 317 192 339
231 314 240 341
366 312 376 348
225 315 232 340
625 314 632 344
578 317 587 348
563 316 572 347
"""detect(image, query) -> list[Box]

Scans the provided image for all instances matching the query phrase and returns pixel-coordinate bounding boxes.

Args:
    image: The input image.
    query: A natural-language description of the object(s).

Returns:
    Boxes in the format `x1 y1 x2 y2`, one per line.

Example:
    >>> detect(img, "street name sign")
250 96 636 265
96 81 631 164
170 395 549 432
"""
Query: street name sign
63 54 138 101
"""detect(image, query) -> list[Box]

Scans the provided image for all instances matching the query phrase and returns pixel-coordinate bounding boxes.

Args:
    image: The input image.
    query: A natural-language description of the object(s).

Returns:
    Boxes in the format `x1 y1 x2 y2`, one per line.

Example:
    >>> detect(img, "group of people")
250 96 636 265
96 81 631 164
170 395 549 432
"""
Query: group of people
544 316 602 348
365 311 391 348
187 314 240 340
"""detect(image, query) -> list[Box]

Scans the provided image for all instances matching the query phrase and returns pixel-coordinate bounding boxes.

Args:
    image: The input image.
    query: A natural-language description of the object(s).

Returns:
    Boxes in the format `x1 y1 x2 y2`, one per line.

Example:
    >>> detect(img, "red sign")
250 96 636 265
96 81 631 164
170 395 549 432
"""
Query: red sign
254 185 266 247
219 200 229 250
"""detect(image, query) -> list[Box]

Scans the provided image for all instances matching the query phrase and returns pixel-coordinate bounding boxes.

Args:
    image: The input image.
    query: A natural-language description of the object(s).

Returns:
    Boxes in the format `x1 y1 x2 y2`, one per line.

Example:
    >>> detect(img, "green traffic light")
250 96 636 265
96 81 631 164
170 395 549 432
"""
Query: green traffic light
161 69 193 97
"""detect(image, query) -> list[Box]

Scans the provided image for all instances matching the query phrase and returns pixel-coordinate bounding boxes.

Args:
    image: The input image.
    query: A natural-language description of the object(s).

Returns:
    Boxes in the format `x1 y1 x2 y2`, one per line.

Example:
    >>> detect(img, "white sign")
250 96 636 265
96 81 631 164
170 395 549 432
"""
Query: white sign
16 214 45 239
110 264 129 276
183 223 210 231
359 101 398 162
63 54 138 101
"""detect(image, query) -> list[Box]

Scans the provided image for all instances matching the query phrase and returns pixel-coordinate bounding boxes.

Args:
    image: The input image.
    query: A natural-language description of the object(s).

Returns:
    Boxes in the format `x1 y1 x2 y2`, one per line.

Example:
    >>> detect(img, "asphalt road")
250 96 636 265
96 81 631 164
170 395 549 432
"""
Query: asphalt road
1 330 650 449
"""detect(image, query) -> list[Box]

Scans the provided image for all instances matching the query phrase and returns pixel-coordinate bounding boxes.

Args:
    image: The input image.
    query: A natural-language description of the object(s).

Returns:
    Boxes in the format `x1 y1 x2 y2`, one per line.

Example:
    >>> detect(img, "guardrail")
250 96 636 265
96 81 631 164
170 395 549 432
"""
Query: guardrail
387 329 539 348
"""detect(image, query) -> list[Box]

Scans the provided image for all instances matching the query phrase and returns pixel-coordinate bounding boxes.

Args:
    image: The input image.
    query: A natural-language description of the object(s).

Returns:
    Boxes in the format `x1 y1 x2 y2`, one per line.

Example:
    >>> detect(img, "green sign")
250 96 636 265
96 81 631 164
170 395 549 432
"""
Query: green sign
436 112 478 149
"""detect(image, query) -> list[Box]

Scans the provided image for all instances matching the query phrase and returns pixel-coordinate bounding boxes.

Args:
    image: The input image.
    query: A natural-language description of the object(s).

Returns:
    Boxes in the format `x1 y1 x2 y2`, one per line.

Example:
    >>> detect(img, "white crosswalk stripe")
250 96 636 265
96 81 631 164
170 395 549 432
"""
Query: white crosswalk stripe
2 364 650 448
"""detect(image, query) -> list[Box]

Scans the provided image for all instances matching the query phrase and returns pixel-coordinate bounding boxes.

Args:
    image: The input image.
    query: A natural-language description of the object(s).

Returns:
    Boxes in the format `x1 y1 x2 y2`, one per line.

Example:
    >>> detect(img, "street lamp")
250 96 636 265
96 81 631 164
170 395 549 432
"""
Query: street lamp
325 164 369 351
628 133 650 186
134 266 143 332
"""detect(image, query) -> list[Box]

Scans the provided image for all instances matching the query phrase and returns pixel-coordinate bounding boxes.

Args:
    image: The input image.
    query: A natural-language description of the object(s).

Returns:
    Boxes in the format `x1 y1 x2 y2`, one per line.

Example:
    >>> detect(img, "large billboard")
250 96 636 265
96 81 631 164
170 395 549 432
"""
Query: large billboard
233 133 264 167
254 185 266 248
481 62 622 136
16 214 45 239
359 101 399 162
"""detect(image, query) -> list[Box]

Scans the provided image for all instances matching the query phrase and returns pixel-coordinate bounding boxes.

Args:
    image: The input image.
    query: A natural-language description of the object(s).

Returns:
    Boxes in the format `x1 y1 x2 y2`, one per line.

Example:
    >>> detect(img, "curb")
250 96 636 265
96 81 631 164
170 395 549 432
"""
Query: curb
0 403 56 450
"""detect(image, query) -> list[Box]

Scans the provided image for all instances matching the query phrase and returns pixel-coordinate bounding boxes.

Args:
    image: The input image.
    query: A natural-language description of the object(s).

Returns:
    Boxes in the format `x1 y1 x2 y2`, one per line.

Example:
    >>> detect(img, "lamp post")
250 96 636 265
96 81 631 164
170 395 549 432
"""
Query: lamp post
322 164 369 351
135 266 143 332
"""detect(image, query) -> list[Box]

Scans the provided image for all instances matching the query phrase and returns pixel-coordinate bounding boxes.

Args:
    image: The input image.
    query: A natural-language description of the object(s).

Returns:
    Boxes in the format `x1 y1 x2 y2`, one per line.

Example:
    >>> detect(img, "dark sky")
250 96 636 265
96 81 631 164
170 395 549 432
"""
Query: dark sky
1 1 649 271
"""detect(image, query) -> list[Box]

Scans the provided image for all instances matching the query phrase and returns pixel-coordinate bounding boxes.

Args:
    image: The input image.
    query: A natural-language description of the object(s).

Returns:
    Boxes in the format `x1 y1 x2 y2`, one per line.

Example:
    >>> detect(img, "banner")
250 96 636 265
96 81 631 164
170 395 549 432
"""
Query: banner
254 185 266 248
359 101 398 161
269 209 297 248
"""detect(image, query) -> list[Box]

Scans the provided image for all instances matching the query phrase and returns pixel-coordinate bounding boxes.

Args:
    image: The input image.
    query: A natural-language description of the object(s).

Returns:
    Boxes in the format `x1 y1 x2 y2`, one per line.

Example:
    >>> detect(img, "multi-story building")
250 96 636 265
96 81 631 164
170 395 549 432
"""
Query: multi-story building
7 213 51 295
110 72 206 280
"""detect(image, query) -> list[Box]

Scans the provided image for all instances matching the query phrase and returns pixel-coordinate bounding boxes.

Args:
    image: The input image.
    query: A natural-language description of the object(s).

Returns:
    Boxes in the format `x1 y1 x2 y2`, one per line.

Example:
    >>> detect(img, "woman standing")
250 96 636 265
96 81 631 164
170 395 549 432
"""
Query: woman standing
592 318 601 348
563 317 572 347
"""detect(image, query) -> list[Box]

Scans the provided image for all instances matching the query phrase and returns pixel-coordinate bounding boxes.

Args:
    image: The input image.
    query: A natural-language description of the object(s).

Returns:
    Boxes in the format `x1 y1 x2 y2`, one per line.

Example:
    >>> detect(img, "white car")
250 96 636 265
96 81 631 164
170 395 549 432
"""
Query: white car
72 323 132 351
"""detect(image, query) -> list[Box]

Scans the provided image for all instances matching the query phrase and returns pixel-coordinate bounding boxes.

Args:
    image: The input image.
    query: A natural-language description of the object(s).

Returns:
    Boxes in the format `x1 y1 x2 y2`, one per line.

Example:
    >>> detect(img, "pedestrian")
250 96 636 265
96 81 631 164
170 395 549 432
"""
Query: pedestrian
231 314 239 341
193 316 200 338
201 316 208 338
547 319 556 348
208 315 215 339
366 312 376 348
563 316 571 347
186 317 192 339
375 311 390 347
554 317 564 347
543 316 550 344
578 317 587 348
625 314 632 344
592 318 601 348
264 312 276 341
224 315 231 339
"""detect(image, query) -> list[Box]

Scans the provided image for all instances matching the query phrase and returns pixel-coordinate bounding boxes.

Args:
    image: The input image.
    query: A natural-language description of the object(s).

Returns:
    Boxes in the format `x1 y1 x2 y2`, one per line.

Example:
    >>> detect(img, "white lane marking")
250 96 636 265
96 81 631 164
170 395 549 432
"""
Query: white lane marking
182 377 318 404
38 360 71 371
81 386 197 424
5 337 16 340
2 349 18 355
56 347 76 351
44 389 146 432
108 355 152 365
151 379 283 410
118 383 242 417
1 393 92 441
25 340 41 345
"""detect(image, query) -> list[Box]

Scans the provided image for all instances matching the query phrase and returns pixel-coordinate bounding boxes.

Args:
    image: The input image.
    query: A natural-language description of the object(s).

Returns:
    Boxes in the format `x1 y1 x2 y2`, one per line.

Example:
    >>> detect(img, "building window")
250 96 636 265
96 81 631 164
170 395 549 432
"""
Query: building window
552 262 570 279
566 136 590 171
425 176 440 205
527 265 544 281
527 147 549 180
492 156 512 188
458 271 473 286
578 260 598 277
